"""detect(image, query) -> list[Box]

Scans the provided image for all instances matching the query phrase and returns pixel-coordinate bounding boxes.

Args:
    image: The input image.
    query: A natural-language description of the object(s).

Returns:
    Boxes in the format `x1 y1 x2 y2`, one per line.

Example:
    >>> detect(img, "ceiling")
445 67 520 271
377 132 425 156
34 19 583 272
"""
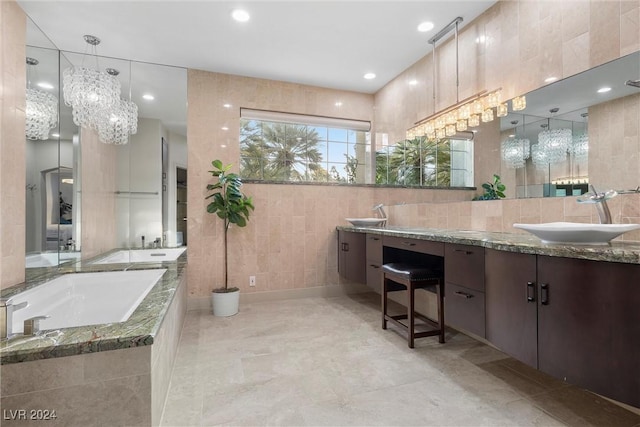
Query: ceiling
18 0 496 94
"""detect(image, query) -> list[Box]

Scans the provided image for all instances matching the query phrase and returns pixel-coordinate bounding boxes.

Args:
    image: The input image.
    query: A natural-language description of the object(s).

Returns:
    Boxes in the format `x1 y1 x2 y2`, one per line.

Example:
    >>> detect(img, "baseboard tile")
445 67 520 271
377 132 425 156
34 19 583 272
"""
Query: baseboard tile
187 283 370 311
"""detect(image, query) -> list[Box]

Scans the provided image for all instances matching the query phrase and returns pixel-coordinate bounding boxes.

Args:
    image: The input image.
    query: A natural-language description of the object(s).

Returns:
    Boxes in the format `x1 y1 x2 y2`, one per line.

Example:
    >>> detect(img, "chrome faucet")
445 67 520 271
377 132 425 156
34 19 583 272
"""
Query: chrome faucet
0 298 28 340
373 204 387 227
577 185 617 224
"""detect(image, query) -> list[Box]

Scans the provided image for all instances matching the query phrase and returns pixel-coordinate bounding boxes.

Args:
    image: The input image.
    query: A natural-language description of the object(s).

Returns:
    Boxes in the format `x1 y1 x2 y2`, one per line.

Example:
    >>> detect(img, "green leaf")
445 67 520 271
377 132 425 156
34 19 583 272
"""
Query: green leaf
212 159 223 170
496 184 506 191
482 183 491 190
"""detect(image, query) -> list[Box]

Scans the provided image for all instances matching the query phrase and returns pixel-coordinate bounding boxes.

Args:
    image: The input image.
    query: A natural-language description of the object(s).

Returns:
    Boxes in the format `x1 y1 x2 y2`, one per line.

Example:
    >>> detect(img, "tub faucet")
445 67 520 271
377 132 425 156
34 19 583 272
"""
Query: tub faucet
577 185 617 224
23 315 49 336
0 298 28 340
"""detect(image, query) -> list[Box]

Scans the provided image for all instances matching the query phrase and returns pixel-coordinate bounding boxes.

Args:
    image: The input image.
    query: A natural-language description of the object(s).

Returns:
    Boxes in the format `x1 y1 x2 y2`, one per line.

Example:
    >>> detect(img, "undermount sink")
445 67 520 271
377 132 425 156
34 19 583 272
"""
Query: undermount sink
345 218 385 227
513 222 640 245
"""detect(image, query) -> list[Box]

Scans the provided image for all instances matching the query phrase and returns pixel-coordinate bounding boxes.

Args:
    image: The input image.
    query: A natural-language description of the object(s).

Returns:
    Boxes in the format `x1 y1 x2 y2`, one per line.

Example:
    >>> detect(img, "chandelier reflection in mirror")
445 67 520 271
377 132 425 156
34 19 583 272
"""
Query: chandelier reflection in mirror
25 57 58 140
62 35 137 144
536 124 571 165
501 137 530 169
572 133 589 163
97 69 138 145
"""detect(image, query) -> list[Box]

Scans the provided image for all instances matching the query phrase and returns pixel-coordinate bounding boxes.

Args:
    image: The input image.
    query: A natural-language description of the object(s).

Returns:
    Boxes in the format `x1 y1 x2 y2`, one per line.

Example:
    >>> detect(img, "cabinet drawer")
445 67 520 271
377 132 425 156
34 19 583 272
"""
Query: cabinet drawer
383 235 444 256
445 243 485 291
445 283 485 338
366 262 383 293
366 234 383 263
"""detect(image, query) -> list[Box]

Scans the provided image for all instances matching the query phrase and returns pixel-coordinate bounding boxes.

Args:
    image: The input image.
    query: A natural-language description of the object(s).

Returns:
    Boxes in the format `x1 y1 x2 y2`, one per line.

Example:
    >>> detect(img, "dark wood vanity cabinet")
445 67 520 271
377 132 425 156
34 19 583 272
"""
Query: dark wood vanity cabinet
365 234 383 292
537 256 640 408
337 230 366 284
486 249 640 408
485 249 538 367
444 243 486 338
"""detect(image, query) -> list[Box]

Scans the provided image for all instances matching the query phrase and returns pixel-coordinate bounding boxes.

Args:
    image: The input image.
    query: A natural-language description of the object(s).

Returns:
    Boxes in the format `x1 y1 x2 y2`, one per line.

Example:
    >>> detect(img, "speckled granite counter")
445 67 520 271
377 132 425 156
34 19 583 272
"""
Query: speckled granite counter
337 226 640 264
0 249 187 364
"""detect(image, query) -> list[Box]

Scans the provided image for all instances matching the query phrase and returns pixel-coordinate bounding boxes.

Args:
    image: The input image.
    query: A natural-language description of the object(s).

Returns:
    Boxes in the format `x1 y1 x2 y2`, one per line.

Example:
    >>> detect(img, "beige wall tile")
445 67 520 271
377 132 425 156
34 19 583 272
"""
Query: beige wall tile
0 0 26 288
590 1 621 67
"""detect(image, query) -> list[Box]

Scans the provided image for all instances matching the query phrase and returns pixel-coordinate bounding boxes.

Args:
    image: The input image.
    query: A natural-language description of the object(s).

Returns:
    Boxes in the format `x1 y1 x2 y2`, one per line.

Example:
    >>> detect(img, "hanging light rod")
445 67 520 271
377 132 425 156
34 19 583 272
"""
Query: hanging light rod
428 16 463 45
414 89 493 126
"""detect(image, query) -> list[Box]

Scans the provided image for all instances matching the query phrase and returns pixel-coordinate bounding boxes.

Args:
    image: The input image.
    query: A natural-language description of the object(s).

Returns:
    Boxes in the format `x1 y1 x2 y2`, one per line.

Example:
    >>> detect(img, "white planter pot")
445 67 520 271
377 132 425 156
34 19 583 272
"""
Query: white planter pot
211 289 240 317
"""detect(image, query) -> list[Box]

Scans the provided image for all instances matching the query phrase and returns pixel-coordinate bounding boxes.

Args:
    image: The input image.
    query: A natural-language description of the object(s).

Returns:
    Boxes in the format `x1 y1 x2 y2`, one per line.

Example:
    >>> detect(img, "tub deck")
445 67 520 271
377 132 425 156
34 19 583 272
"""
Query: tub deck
0 250 186 364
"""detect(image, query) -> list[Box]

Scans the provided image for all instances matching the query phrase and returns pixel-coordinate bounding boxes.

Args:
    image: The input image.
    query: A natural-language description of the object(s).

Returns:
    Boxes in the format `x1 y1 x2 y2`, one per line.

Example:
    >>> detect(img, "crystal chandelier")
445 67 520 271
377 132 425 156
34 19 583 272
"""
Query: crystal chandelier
536 124 571 165
25 57 58 140
531 144 550 169
96 68 138 145
501 137 531 169
62 35 122 133
572 133 589 163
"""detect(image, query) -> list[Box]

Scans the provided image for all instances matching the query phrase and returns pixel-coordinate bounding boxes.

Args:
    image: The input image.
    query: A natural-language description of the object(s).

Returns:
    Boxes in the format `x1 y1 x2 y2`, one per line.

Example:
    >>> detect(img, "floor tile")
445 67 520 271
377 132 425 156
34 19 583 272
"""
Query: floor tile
160 293 640 426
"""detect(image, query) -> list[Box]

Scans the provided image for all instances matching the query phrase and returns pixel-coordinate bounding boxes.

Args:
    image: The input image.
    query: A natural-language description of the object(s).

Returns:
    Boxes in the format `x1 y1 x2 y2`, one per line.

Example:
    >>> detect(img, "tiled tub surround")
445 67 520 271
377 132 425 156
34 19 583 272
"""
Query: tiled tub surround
0 255 187 426
9 269 167 334
92 247 187 264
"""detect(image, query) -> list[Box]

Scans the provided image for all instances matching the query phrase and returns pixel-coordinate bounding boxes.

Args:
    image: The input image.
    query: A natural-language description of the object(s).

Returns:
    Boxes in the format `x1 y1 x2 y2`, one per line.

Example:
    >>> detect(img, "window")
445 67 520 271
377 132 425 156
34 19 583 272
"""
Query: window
239 109 473 188
375 136 473 187
240 109 372 183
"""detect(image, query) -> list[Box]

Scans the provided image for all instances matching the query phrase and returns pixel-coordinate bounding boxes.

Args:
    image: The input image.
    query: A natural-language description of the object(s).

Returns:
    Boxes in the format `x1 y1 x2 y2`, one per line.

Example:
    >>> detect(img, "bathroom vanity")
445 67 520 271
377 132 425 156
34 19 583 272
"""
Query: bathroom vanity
337 226 640 409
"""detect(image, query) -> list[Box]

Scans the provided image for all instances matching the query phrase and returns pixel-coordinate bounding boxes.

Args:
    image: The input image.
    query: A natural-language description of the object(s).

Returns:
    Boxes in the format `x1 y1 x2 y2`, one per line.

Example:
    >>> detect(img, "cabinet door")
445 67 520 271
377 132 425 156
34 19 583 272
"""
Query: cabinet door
537 256 640 408
365 234 383 292
337 230 366 284
485 249 538 368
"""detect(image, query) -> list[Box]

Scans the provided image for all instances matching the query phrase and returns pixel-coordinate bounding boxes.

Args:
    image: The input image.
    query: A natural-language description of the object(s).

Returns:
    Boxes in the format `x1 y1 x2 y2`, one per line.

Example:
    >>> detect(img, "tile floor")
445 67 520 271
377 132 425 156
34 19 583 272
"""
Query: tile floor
160 293 640 427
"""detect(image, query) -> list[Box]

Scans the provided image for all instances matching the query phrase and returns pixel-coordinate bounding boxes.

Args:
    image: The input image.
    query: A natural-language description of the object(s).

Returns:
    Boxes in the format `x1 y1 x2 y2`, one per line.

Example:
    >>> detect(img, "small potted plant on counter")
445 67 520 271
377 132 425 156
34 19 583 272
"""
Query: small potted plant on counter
205 160 255 316
474 174 506 200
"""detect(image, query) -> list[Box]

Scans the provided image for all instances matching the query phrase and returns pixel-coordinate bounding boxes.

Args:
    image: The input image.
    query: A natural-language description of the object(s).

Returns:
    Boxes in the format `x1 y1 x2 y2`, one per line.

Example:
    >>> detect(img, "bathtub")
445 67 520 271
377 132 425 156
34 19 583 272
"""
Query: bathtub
92 247 186 264
9 269 167 334
25 252 80 268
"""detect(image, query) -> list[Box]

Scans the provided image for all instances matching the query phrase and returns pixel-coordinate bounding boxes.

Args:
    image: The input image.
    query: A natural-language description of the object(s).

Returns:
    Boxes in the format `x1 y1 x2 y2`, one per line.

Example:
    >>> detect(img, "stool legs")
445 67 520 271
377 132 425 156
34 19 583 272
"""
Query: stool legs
381 278 388 330
408 282 415 348
437 285 445 344
381 273 445 348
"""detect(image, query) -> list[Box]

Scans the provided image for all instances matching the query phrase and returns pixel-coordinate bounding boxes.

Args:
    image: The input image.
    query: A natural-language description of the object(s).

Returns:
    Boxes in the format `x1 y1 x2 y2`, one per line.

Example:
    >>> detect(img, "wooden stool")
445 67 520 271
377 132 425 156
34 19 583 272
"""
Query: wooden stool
382 263 445 348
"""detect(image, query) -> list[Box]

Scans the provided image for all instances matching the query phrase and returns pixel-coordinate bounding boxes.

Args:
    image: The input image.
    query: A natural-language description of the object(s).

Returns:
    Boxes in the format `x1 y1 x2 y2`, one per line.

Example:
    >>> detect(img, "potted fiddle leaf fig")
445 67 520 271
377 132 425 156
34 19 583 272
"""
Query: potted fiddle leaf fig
205 160 254 316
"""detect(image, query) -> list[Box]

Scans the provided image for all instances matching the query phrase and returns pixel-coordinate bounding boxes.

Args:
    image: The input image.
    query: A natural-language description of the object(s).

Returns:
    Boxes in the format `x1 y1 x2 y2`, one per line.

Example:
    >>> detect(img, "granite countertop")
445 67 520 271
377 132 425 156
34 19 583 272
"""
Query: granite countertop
337 225 640 264
0 250 187 364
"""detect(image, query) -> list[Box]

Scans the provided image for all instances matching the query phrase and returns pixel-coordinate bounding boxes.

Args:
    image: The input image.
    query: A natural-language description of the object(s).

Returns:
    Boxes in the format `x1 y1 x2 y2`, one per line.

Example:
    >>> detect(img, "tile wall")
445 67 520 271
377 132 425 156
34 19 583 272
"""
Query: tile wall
0 0 26 289
79 129 118 260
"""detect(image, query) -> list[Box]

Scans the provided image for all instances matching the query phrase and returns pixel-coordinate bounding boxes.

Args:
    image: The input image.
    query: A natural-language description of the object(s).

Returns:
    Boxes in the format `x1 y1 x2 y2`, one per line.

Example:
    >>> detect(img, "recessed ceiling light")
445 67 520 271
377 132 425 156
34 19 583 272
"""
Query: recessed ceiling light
508 134 515 138
475 35 487 44
221 126 229 131
142 94 155 100
37 82 54 90
231 9 250 22
363 73 376 80
409 79 418 86
223 103 232 108
51 133 60 138
417 21 434 32
335 101 343 107
544 77 558 83
597 86 612 93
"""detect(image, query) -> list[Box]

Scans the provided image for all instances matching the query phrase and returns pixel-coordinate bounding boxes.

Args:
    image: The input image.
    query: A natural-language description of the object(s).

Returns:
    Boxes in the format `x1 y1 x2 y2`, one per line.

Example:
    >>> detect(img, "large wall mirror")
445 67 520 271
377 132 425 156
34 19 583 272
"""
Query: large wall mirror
499 51 640 199
25 18 187 271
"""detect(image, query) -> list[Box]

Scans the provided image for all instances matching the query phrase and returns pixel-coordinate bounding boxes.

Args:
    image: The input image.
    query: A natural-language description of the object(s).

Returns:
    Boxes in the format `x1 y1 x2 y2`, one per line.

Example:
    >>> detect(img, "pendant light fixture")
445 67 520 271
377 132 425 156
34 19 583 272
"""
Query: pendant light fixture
62 35 121 132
